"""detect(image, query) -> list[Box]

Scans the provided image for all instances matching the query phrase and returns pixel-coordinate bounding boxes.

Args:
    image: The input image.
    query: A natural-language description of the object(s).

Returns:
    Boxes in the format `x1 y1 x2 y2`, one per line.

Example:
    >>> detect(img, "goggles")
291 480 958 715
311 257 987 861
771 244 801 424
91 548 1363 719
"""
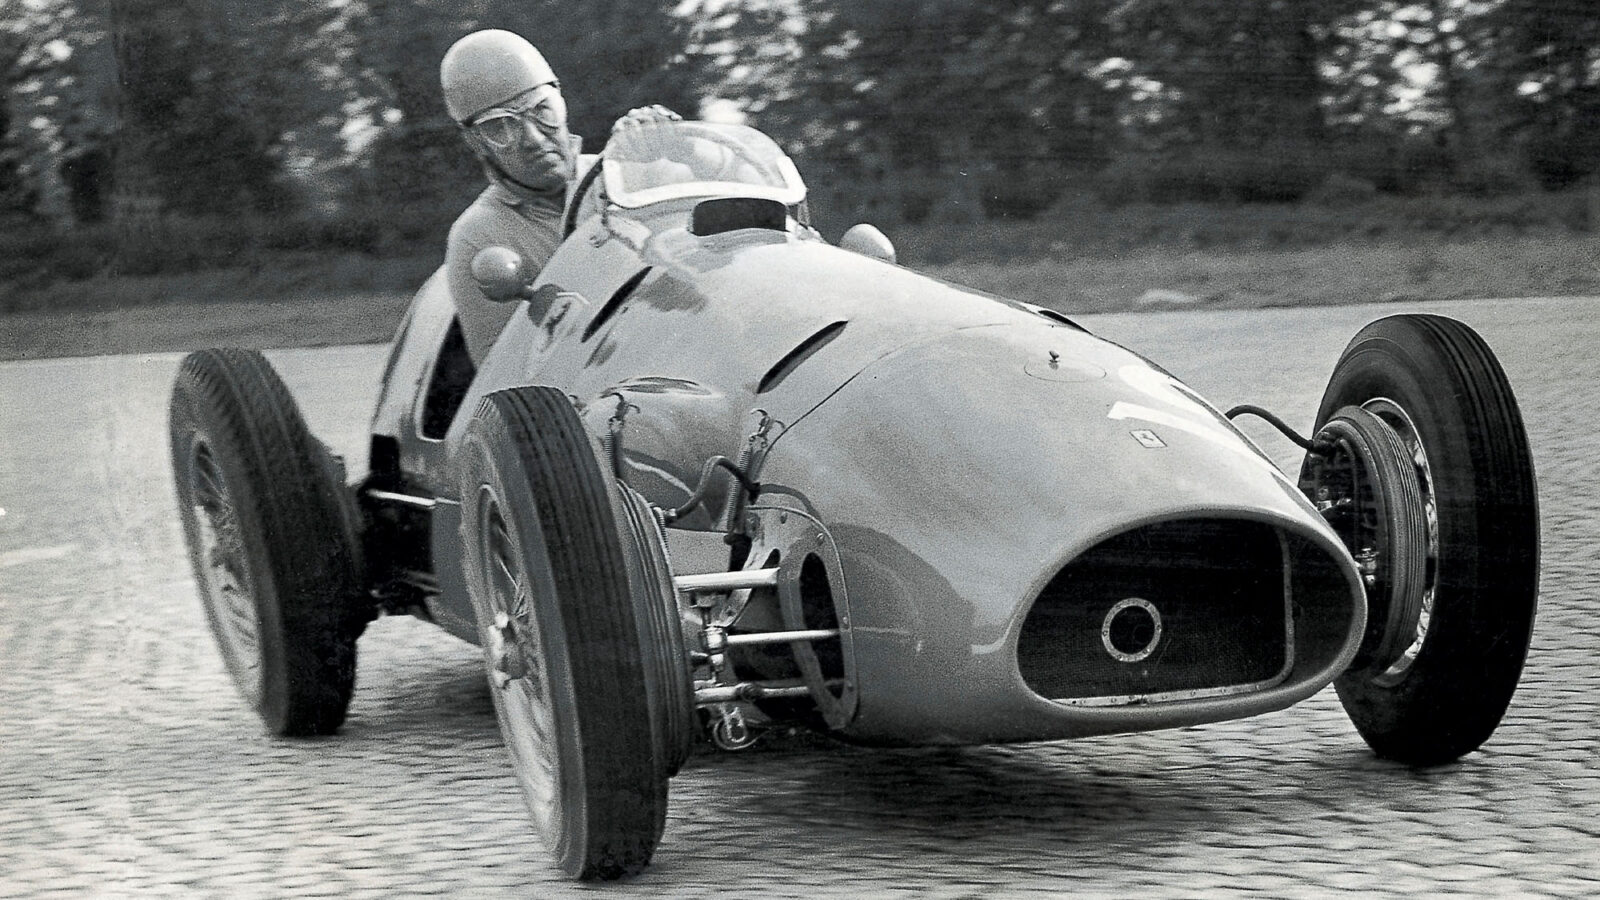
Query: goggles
468 84 568 148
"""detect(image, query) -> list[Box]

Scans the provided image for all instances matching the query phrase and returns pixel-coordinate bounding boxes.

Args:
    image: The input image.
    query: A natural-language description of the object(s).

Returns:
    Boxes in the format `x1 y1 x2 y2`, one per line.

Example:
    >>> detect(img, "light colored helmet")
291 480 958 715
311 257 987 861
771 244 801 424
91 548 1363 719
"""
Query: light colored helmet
440 30 556 124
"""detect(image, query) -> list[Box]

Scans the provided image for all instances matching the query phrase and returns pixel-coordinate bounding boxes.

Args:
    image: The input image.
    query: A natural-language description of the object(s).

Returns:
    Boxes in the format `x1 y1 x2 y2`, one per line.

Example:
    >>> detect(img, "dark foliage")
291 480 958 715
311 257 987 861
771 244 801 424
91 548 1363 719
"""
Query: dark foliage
5 0 1599 294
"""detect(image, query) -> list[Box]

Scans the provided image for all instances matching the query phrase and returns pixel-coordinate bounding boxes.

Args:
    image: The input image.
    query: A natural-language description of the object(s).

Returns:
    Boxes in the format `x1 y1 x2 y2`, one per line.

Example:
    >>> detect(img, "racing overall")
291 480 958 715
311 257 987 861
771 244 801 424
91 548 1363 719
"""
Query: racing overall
444 142 596 366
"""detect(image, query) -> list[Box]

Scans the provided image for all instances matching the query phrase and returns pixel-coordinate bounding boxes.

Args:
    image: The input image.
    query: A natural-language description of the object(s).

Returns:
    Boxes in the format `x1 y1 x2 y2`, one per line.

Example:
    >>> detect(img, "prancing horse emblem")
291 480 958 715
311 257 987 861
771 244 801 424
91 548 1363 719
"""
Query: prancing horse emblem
1130 429 1166 449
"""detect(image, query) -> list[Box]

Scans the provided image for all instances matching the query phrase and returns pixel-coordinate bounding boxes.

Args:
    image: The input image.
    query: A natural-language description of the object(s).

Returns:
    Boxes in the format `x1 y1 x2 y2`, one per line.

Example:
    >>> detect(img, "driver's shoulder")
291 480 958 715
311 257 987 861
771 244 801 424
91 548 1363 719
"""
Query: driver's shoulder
453 185 557 244
449 185 508 240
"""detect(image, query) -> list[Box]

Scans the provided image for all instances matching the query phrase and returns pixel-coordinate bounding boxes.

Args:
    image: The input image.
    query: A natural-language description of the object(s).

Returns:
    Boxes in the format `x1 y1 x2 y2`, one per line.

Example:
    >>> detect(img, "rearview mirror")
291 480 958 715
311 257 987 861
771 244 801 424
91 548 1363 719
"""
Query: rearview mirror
471 246 533 303
839 224 896 264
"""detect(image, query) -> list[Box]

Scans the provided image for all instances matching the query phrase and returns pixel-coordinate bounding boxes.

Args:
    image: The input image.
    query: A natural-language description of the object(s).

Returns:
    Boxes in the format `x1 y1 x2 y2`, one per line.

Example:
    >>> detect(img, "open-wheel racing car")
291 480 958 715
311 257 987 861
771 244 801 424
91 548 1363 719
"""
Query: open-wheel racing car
169 121 1539 880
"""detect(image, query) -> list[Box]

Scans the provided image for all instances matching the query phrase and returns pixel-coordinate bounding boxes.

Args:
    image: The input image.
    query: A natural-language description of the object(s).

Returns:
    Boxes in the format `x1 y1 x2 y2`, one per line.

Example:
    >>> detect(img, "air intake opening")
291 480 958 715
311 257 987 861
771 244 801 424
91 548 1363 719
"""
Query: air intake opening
1018 518 1293 705
691 197 787 236
727 551 846 727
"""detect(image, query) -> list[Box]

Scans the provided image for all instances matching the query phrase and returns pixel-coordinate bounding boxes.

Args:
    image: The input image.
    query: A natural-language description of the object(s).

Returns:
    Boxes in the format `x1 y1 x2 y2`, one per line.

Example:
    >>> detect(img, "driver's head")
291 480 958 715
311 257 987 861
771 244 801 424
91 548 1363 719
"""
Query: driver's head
441 29 574 195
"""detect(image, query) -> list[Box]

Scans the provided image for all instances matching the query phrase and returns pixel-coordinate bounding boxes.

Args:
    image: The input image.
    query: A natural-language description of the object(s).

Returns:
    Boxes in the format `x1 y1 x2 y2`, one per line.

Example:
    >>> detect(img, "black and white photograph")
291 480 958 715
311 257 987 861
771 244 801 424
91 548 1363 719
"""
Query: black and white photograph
1 1 1596 895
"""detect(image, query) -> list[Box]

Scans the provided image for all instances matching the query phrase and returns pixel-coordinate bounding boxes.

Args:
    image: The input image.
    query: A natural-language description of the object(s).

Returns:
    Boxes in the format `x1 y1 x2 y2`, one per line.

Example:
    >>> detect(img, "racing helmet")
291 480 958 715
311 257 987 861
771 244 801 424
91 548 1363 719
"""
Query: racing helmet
440 30 557 124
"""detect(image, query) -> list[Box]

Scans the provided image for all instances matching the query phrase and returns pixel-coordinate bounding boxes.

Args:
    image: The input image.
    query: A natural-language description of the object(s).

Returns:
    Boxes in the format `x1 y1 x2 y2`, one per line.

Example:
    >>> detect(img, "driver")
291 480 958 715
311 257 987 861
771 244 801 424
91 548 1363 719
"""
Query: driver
439 29 677 363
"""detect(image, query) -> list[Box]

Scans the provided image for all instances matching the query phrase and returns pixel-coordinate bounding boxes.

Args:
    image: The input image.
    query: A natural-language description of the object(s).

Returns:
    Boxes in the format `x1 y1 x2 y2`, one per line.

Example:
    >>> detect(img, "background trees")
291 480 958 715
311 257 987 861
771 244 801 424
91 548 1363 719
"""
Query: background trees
109 0 350 216
1 0 1596 249
1488 0 1600 187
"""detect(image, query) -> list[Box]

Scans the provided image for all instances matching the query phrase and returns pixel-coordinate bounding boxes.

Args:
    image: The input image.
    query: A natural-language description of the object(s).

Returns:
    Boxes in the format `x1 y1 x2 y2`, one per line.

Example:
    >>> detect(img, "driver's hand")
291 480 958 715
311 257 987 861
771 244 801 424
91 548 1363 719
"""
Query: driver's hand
613 104 682 133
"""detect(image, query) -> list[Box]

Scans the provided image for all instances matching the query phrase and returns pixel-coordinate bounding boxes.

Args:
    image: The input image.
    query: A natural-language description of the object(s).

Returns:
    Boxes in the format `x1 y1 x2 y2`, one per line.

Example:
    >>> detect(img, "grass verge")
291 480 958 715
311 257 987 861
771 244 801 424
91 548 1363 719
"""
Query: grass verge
2 234 1596 361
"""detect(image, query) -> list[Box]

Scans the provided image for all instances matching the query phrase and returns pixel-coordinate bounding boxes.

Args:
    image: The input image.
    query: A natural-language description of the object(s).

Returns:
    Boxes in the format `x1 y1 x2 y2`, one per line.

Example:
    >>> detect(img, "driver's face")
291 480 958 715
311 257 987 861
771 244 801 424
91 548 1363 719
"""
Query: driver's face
473 86 575 194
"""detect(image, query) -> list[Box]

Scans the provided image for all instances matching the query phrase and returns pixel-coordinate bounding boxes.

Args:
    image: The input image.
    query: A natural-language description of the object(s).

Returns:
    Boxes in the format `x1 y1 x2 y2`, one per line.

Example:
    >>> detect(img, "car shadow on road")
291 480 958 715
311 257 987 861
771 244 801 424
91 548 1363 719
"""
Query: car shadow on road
336 622 500 746
678 739 1241 849
665 727 1496 868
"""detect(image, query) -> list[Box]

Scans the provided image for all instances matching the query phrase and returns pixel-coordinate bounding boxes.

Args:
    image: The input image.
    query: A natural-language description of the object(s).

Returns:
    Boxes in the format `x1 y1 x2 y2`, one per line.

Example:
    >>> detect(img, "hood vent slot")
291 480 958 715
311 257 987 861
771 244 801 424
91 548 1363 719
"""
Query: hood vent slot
758 320 846 394
583 267 652 342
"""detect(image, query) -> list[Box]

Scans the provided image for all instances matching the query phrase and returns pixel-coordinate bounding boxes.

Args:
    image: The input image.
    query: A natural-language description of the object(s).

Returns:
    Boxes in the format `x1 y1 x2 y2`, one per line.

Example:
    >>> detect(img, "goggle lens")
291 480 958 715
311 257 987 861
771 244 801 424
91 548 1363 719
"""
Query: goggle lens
471 89 567 148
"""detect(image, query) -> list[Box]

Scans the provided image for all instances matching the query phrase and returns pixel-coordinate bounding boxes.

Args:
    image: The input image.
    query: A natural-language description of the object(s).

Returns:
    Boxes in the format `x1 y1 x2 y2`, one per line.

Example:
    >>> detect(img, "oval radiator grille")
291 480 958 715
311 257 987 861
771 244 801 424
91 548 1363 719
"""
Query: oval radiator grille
1017 518 1293 705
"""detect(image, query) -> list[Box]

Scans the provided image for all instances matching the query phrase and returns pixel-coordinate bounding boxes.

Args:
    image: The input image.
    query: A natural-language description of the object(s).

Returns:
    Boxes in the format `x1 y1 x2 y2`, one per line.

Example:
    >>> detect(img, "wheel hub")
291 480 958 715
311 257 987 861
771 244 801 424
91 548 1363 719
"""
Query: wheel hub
190 443 263 707
1301 406 1430 677
489 610 528 687
1360 398 1439 686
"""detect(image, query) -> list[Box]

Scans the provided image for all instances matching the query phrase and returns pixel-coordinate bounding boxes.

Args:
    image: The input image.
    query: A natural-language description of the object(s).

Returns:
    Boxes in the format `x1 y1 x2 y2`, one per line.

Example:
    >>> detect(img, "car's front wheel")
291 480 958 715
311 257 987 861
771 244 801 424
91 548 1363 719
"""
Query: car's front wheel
1302 314 1538 766
457 386 670 880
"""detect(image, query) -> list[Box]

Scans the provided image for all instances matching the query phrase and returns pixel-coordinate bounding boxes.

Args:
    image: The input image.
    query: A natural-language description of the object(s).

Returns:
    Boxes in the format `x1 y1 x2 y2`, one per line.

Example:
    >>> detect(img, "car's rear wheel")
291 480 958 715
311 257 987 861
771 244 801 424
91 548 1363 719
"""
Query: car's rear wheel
169 348 368 736
1302 314 1538 765
457 386 670 880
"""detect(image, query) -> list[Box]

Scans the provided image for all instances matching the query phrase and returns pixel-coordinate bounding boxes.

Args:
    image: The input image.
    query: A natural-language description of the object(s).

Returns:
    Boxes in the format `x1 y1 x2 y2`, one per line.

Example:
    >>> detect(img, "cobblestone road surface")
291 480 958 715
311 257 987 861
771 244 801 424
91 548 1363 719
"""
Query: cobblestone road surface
2 297 1596 897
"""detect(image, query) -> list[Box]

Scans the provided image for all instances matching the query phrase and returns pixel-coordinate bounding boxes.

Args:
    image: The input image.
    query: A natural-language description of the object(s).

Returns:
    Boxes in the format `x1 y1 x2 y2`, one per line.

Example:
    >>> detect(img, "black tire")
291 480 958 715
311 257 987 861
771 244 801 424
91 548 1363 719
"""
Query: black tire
614 482 695 778
169 348 367 736
457 386 668 880
1304 314 1538 765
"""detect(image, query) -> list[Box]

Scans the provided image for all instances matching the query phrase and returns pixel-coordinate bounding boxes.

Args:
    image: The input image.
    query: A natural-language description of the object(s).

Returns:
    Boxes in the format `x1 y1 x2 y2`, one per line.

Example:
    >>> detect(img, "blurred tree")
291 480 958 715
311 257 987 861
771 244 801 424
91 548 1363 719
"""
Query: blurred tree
708 0 1120 223
54 2 117 223
0 5 46 218
1321 4 1502 152
1484 0 1600 187
347 0 478 207
1108 0 1369 149
109 0 348 216
1 0 102 222
1314 2 1508 193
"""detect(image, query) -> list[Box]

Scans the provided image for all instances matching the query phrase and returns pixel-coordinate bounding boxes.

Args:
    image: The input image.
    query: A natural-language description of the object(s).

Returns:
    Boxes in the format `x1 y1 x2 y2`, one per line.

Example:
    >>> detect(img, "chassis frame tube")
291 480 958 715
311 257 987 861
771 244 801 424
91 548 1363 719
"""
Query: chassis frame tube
674 568 779 593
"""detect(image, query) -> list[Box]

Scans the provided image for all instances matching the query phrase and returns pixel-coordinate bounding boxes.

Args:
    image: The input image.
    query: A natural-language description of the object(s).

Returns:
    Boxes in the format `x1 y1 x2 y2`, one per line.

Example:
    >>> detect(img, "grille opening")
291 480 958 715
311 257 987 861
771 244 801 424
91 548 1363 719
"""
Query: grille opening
729 551 844 724
798 553 845 683
1283 531 1362 676
1018 518 1292 704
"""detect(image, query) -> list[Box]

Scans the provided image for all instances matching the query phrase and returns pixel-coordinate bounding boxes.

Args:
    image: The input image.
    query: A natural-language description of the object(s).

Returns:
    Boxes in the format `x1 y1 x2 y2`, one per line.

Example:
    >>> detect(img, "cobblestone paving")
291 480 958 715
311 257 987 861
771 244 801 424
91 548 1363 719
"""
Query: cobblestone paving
2 298 1596 897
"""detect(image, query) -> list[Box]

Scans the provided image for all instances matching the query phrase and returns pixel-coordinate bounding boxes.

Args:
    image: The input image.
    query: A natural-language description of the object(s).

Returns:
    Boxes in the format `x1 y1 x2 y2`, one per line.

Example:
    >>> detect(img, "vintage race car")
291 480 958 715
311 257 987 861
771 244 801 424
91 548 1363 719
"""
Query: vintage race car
168 121 1539 881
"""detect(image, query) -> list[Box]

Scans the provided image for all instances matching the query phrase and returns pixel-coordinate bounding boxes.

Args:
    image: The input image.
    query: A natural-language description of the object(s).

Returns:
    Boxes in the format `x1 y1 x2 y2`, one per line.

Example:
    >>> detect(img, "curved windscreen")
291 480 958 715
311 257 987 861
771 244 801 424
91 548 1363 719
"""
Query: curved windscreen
601 121 806 209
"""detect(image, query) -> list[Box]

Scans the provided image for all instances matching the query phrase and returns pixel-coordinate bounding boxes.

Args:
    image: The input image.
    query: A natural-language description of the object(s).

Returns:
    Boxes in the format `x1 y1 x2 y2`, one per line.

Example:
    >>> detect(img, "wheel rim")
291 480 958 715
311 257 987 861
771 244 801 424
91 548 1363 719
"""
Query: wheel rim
1361 397 1439 686
189 441 264 707
477 487 561 837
